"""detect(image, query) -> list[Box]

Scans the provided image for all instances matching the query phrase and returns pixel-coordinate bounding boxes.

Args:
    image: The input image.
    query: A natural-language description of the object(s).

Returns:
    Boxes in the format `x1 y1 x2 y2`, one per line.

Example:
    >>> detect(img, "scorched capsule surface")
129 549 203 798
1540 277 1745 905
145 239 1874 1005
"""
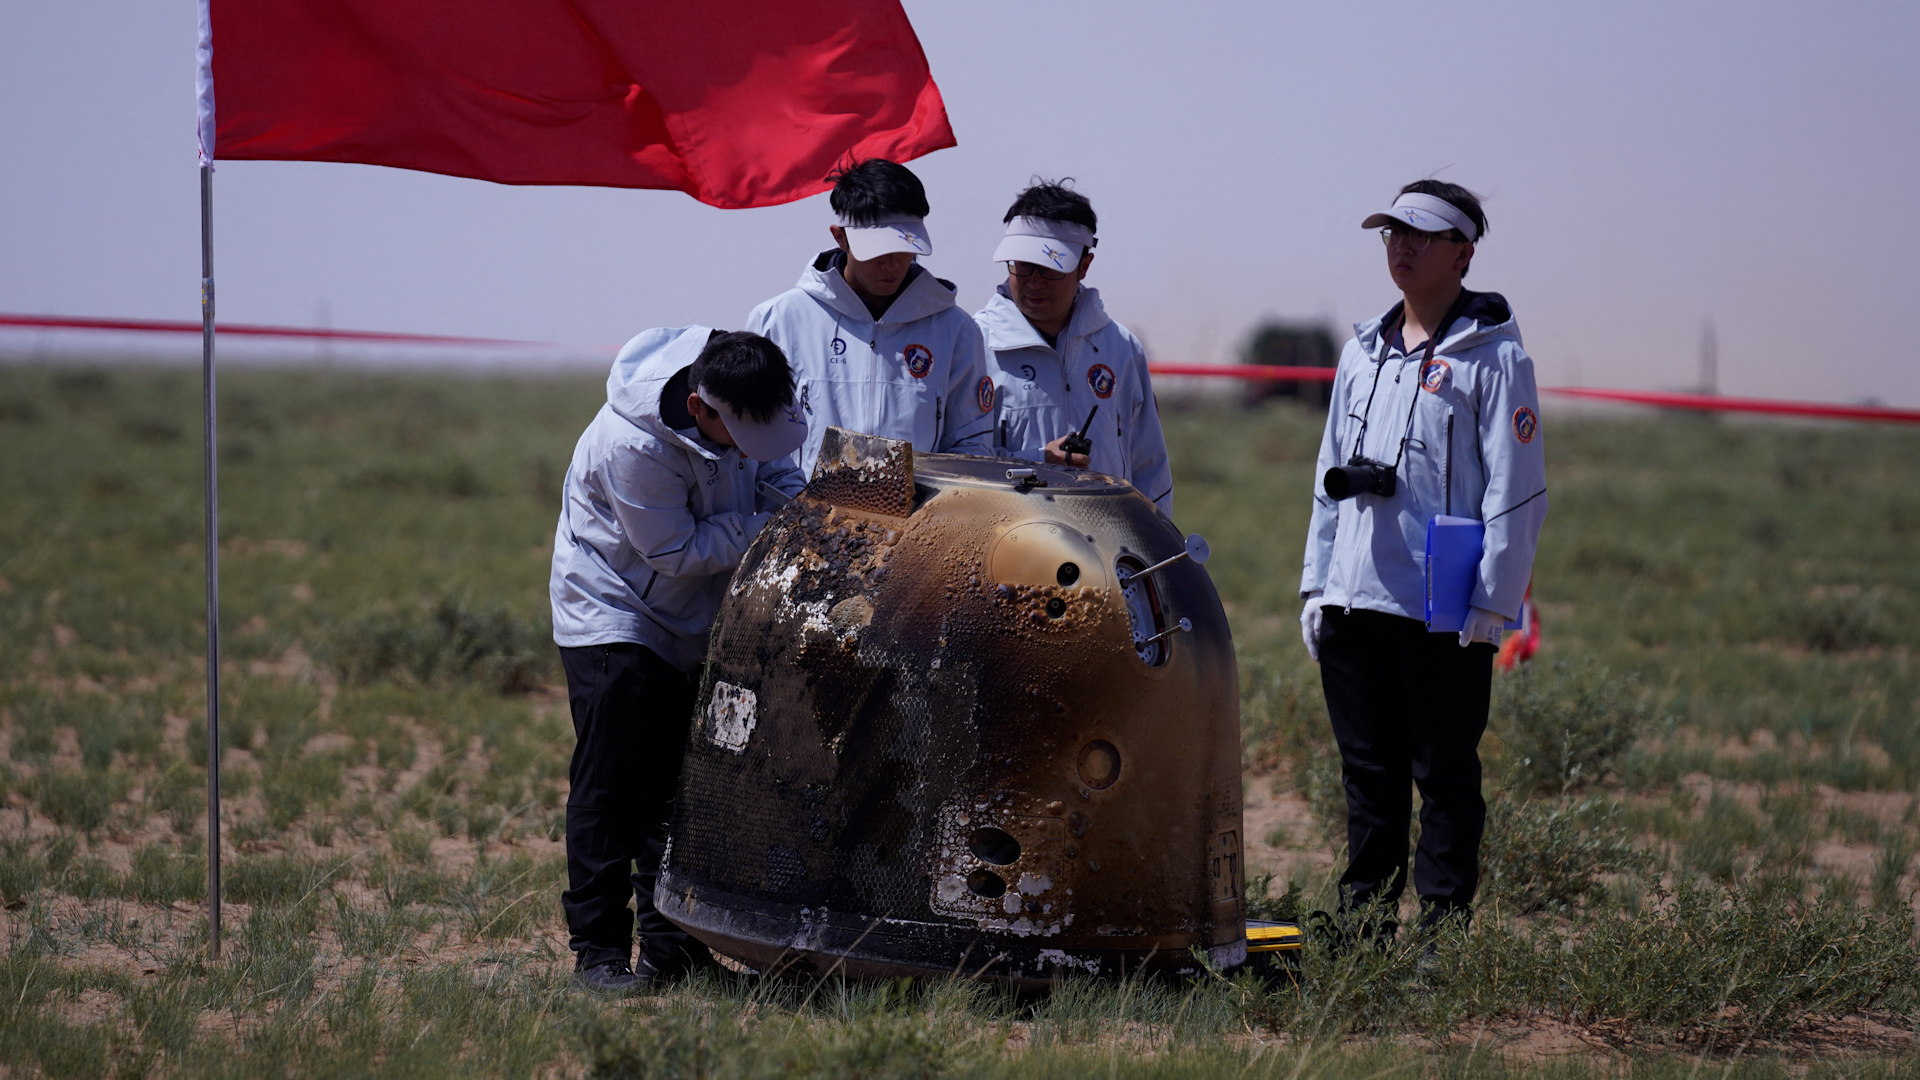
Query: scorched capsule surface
657 428 1244 983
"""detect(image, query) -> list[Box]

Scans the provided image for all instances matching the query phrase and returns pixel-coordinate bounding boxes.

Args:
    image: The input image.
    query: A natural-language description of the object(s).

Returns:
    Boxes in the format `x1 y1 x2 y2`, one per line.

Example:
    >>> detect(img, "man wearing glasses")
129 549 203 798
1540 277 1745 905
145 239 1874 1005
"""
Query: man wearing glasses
973 181 1173 516
1298 180 1547 939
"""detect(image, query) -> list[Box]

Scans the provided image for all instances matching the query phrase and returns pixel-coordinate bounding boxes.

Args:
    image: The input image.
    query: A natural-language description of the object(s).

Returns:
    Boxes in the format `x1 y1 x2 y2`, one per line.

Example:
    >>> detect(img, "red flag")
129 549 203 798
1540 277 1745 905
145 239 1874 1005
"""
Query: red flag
200 0 955 209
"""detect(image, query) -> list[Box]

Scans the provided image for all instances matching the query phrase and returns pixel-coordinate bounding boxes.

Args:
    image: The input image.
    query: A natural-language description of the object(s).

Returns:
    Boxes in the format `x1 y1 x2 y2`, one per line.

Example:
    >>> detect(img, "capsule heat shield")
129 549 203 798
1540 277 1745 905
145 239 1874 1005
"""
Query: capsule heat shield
659 428 1244 984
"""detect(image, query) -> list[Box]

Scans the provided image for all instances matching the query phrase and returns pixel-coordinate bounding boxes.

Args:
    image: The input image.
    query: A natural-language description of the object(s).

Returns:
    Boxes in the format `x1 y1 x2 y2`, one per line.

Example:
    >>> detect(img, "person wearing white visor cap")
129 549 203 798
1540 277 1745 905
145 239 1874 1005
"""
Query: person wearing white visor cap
972 180 1173 516
1297 180 1548 940
746 159 995 476
548 327 805 994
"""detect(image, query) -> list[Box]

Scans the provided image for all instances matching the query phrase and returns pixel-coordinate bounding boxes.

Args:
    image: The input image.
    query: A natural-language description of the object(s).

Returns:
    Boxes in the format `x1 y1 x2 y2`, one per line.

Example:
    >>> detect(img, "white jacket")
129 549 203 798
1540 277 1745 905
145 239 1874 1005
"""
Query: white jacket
549 325 806 670
746 251 996 476
974 285 1173 517
1301 291 1547 622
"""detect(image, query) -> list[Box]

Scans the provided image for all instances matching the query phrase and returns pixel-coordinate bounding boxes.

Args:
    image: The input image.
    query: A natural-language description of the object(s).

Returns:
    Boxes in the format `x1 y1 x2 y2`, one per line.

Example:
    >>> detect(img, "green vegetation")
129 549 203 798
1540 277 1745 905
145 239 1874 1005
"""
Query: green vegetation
0 364 1916 1076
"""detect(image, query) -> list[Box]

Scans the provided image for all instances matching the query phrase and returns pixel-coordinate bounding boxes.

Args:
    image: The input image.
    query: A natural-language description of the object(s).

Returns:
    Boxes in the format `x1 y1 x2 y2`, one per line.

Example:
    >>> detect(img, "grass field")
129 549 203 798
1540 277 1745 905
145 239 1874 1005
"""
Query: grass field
1 363 1917 1077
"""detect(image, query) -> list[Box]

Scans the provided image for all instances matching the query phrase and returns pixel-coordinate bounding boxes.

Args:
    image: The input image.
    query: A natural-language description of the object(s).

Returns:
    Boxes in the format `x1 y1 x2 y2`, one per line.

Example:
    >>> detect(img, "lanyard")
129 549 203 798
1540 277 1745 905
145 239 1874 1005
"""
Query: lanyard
1347 291 1472 469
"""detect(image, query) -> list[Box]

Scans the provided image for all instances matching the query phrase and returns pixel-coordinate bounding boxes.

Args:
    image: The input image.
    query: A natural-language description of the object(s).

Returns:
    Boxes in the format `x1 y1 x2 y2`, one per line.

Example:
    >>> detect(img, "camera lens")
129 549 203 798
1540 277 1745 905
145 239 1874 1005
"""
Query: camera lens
1323 464 1367 500
1323 460 1395 500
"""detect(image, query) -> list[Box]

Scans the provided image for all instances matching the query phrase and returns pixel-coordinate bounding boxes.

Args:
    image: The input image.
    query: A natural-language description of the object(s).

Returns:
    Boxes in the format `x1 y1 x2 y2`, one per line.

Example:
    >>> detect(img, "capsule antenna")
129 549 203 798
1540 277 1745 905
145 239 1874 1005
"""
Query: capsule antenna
1143 617 1193 645
1119 533 1210 583
1184 534 1210 565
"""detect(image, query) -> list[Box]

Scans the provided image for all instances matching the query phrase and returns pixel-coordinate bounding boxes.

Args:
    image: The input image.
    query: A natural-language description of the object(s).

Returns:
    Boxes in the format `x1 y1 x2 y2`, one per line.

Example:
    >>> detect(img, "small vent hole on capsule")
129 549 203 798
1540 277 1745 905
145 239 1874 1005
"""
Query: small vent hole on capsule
1045 598 1067 619
966 869 1008 898
1056 562 1080 586
1078 740 1121 790
967 826 1022 865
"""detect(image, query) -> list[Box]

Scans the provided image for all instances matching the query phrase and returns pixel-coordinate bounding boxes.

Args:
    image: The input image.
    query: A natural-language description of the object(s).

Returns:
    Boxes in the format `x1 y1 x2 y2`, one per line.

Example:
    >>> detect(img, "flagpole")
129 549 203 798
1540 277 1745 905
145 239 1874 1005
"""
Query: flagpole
200 162 222 959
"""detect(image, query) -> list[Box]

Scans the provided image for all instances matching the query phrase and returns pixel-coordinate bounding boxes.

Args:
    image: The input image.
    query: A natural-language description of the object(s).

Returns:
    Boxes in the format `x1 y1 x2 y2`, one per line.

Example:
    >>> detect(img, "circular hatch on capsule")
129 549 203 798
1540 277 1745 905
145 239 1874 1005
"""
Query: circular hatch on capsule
987 521 1109 591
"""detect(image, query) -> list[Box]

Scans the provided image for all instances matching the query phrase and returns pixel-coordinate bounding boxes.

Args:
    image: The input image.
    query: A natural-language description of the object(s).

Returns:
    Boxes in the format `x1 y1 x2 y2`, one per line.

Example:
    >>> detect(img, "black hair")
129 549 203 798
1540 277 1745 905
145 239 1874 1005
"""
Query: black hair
690 332 794 423
826 159 930 225
1398 179 1485 277
1003 179 1097 235
1398 179 1487 243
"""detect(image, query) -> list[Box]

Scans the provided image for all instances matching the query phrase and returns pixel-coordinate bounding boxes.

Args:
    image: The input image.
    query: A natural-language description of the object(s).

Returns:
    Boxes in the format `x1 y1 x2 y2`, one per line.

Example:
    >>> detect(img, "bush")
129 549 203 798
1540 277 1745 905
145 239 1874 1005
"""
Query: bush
148 762 206 835
1244 870 1303 922
32 770 130 835
1531 875 1920 1041
1491 660 1644 794
1780 590 1895 652
1239 656 1323 773
125 844 204 903
324 600 551 693
1479 797 1647 915
225 854 349 906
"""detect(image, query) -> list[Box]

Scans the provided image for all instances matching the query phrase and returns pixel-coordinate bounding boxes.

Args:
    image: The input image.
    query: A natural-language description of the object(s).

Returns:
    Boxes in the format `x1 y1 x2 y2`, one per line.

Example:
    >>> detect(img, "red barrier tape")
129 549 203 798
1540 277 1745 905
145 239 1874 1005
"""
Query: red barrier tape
8 313 1915 424
1149 363 1335 382
0 312 548 348
1544 386 1920 425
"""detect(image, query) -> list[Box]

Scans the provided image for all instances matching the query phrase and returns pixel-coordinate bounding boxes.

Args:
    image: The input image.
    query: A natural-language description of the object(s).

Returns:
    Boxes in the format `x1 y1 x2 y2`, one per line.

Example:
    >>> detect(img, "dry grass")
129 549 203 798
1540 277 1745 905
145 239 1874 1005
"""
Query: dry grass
1 365 1917 1077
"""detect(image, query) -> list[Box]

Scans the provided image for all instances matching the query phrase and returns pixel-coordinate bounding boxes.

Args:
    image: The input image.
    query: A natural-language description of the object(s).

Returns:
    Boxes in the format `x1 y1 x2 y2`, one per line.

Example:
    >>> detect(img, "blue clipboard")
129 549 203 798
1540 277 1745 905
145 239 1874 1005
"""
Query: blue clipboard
1425 516 1521 633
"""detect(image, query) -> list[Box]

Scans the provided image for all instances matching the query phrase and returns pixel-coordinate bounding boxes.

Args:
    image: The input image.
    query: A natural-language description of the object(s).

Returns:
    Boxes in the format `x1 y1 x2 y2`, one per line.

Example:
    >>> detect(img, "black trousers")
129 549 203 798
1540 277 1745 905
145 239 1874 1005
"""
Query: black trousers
1317 607 1494 926
559 642 704 971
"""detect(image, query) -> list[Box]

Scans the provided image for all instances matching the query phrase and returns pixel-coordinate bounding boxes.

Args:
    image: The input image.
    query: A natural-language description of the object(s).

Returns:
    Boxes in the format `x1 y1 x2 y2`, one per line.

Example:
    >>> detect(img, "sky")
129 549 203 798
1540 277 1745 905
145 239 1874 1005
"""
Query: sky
1 1 1916 405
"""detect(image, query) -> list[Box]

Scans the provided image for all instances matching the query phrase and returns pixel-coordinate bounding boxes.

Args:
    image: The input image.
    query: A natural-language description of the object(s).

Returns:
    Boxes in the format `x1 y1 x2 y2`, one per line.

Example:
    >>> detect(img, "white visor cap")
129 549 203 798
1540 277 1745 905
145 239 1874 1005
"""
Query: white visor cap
992 216 1094 272
839 216 932 261
1361 192 1480 242
696 385 808 463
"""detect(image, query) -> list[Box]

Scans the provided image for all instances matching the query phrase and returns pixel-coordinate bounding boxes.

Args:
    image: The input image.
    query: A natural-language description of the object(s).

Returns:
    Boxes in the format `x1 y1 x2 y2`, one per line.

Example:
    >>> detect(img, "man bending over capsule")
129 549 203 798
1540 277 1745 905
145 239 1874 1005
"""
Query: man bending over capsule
549 328 807 994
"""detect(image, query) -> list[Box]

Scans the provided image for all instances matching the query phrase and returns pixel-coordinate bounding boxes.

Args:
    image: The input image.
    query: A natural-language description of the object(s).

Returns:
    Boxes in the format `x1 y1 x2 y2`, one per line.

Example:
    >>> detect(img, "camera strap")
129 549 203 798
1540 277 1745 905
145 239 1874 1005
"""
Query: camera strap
1352 289 1476 470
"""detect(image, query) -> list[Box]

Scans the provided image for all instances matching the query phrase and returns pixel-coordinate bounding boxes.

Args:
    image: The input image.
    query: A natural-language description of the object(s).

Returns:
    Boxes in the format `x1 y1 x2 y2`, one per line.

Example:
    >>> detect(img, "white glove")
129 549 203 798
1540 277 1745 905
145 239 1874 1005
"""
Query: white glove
1459 606 1505 648
1300 591 1325 662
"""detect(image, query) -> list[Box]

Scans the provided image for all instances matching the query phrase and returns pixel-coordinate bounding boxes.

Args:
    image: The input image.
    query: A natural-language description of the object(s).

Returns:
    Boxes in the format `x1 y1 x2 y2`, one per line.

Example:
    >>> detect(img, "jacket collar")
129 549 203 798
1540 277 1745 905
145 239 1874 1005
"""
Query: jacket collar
796 249 958 326
978 283 1112 353
1354 290 1518 362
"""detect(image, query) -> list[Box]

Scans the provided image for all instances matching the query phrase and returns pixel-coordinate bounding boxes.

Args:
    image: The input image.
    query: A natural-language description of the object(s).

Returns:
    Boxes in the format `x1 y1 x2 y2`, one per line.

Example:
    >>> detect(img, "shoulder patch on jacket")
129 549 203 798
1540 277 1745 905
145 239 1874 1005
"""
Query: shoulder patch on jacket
977 376 996 413
1512 406 1538 443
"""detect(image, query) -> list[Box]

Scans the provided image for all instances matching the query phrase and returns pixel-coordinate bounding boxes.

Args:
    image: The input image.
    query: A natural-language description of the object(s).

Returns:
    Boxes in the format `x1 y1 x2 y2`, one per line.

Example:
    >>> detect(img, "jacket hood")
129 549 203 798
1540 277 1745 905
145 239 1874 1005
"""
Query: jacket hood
797 249 959 326
1355 290 1518 360
978 284 1114 352
605 325 720 457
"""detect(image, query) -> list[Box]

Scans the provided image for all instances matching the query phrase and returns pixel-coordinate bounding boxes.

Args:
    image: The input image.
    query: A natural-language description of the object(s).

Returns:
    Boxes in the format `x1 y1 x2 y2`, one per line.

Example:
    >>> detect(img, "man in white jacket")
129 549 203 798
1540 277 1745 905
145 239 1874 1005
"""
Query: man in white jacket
973 181 1173 517
550 327 807 994
1298 181 1547 937
746 159 995 476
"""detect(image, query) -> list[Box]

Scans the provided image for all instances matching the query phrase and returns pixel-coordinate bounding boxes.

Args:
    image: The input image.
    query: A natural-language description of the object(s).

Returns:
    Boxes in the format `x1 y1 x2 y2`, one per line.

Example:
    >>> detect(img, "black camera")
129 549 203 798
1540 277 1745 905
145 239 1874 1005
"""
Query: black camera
1323 456 1396 500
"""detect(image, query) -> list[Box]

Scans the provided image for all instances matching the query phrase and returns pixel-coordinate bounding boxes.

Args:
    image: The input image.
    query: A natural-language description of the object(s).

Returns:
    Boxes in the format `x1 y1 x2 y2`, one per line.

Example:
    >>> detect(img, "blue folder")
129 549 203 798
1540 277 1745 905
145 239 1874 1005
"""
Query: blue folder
1425 516 1521 633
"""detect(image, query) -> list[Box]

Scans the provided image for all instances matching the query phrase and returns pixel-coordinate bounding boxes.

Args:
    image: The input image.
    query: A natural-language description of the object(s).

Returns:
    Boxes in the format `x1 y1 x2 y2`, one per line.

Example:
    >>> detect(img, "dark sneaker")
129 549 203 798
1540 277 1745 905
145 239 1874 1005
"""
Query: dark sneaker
641 943 723 983
569 959 652 996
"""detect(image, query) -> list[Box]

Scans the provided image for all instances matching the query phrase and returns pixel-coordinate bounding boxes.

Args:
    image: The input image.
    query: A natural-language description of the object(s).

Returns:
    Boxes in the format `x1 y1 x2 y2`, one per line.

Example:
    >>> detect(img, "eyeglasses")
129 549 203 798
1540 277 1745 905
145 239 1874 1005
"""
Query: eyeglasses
1379 226 1464 252
1007 261 1072 281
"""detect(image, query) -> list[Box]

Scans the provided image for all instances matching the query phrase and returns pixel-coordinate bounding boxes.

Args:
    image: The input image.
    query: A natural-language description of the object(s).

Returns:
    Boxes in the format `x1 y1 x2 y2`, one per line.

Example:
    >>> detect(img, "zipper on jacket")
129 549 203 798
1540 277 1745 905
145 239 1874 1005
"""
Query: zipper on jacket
1444 408 1455 517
